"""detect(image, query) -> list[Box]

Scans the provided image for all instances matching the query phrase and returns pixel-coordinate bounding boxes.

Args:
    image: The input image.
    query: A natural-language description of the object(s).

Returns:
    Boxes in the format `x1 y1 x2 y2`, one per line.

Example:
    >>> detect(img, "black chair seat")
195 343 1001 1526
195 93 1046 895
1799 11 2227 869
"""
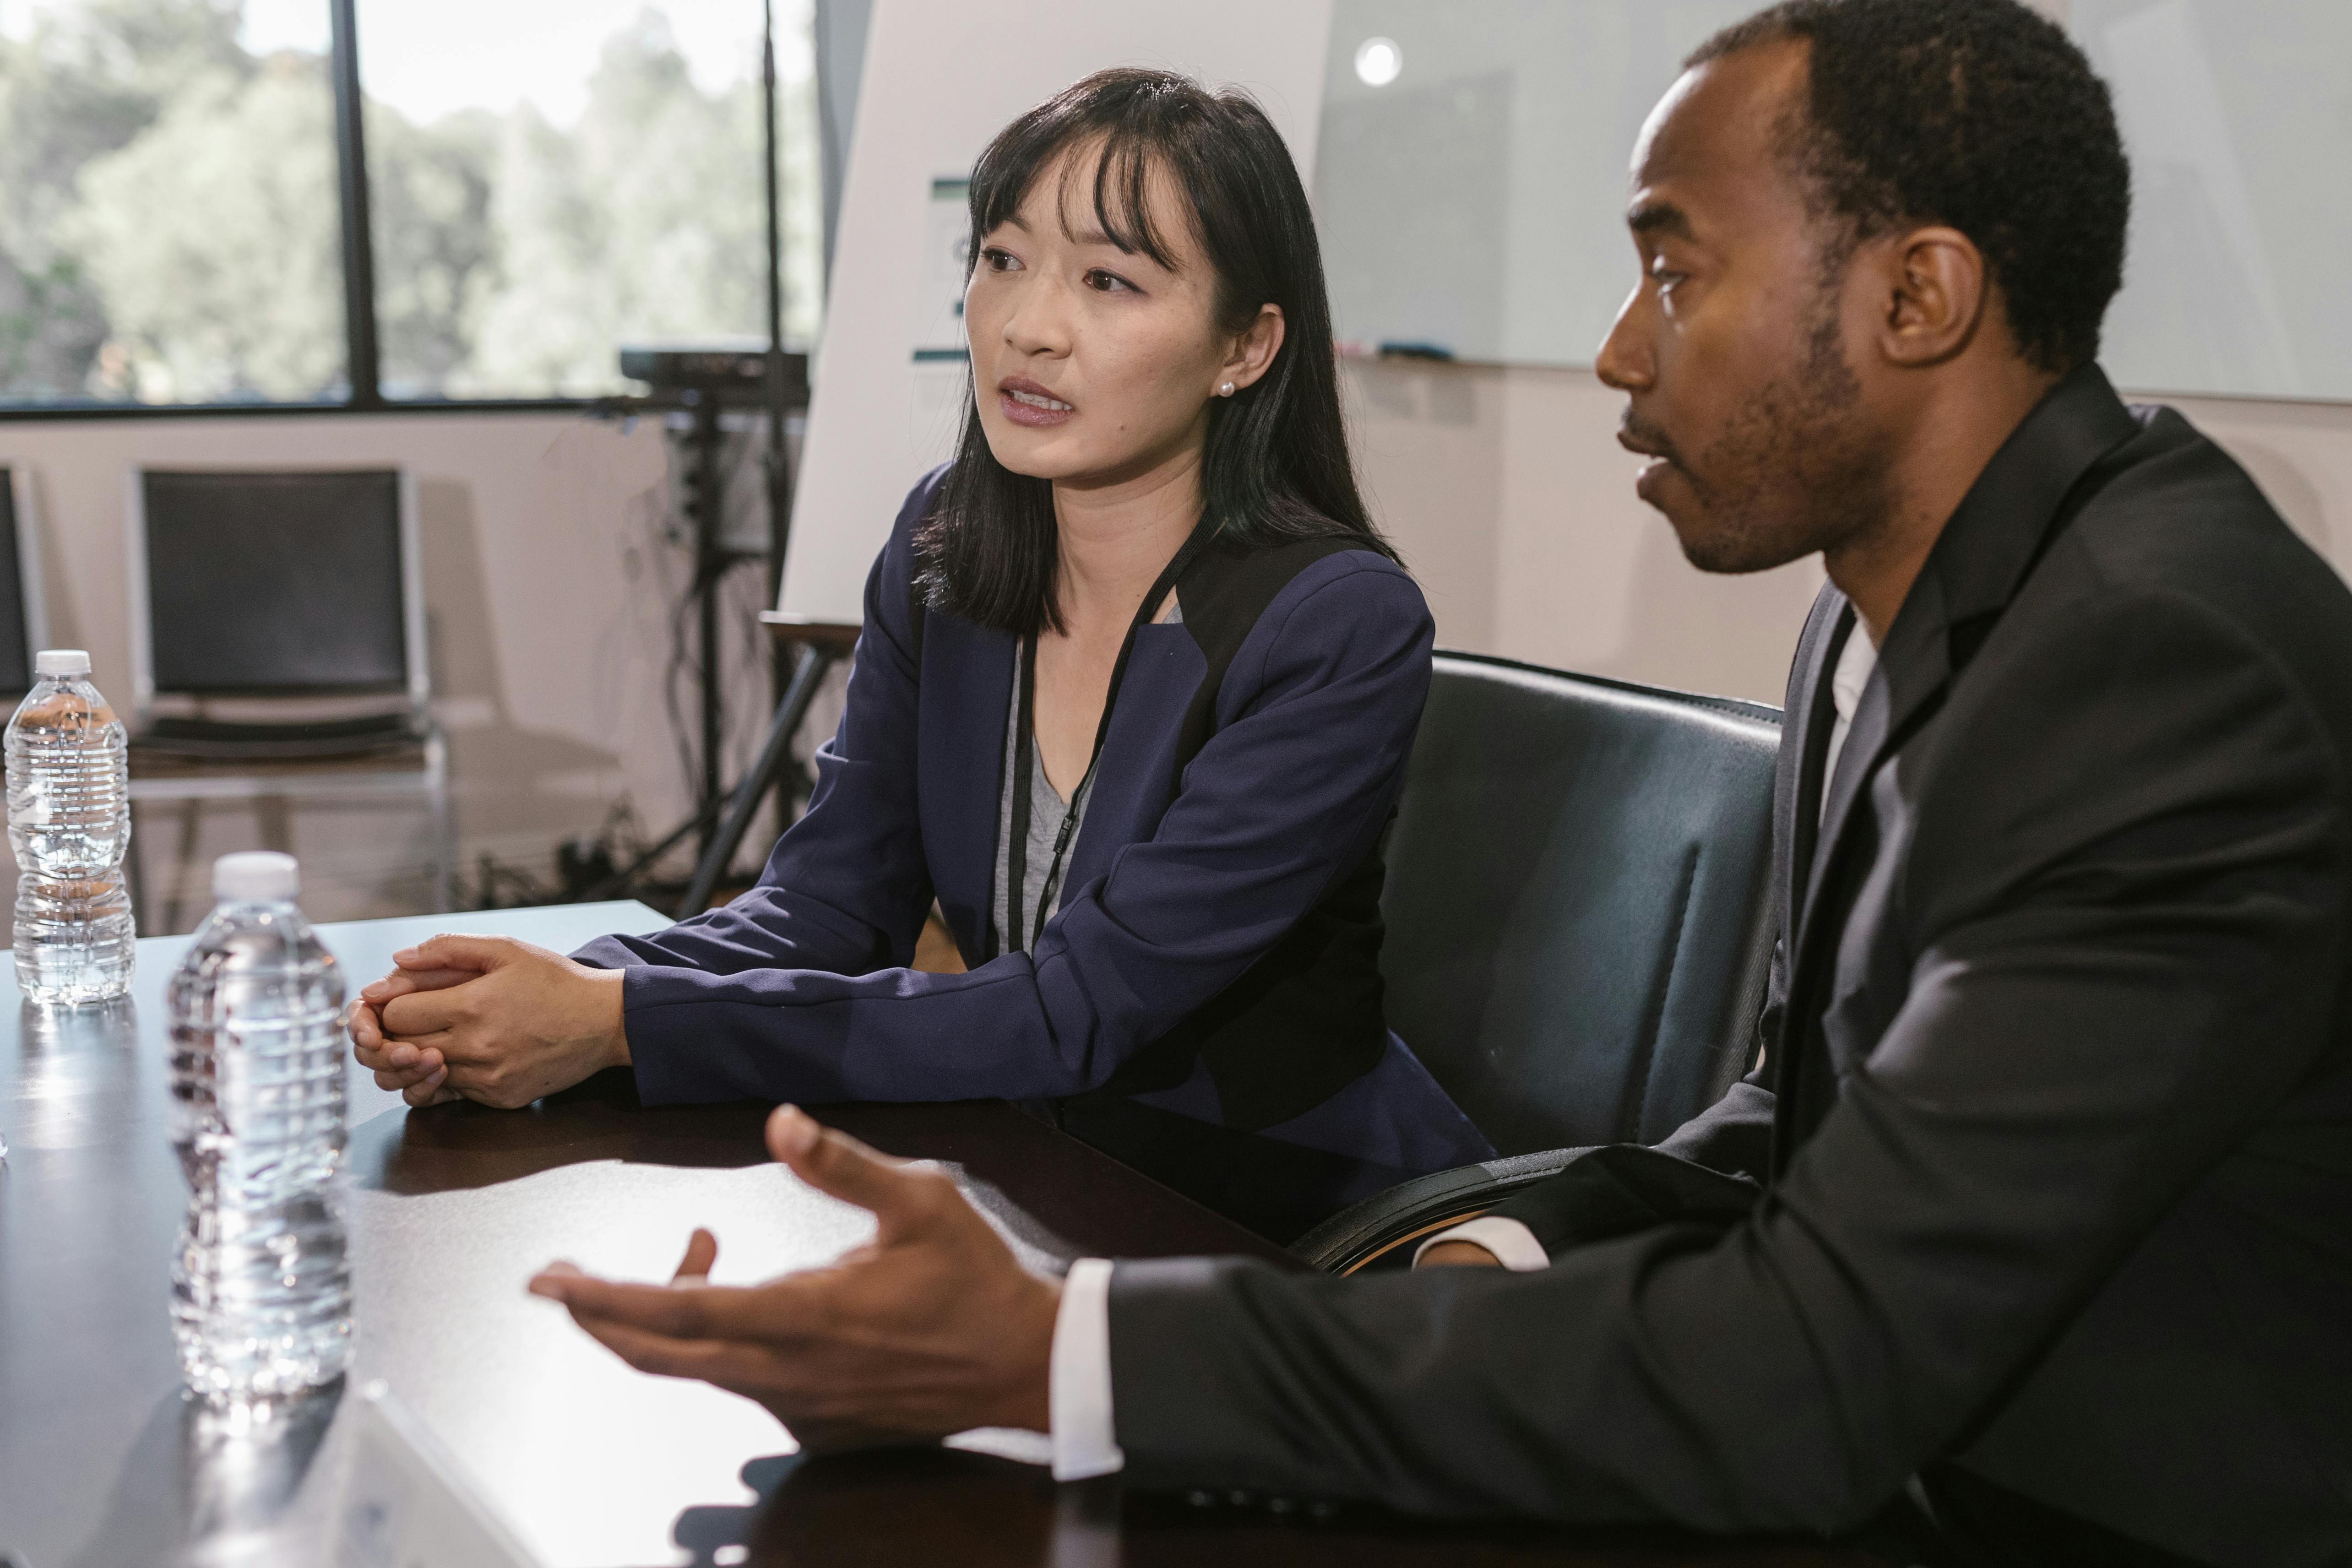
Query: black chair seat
130 712 427 762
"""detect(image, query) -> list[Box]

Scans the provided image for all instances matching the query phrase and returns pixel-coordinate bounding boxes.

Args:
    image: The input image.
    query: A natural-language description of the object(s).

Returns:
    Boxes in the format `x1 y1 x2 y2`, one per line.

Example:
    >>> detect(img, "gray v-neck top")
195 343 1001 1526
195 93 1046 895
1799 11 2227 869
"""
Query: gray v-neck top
989 599 1181 955
989 635 1091 956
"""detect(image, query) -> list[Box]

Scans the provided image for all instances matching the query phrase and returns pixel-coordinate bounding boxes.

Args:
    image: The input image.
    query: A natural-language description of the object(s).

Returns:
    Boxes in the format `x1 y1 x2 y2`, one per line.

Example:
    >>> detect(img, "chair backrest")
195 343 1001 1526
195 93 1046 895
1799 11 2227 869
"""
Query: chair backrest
0 467 48 695
127 467 425 715
1380 652 1782 1156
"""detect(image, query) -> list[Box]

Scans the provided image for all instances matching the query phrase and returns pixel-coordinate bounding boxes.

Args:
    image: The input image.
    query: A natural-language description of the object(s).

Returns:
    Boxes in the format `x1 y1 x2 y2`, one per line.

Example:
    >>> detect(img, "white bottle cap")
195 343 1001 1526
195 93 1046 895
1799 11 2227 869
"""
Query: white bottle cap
214 851 300 903
33 649 90 677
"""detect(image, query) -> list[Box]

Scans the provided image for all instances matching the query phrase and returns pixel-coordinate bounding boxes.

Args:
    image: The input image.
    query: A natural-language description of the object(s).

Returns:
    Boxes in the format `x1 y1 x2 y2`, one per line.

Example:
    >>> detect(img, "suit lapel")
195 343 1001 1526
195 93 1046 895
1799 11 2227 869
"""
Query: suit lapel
1780 365 2147 1056
1776 586 1851 963
1795 574 1951 955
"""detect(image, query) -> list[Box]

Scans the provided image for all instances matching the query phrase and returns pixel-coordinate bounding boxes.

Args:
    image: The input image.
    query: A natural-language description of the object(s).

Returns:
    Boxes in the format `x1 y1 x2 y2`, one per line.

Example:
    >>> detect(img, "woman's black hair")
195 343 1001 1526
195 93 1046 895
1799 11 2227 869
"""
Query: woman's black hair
915 68 1391 635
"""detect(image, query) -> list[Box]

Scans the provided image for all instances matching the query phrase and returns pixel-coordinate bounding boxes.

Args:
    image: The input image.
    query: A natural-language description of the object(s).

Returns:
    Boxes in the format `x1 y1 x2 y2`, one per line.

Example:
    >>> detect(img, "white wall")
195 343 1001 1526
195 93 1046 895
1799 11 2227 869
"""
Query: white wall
0 410 780 929
1348 357 2352 708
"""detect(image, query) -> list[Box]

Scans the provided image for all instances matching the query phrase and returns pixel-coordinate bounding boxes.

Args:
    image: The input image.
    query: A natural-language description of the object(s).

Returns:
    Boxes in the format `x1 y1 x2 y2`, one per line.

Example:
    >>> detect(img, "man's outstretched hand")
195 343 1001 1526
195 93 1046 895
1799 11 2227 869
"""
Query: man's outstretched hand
348 934 627 1110
528 1106 1060 1447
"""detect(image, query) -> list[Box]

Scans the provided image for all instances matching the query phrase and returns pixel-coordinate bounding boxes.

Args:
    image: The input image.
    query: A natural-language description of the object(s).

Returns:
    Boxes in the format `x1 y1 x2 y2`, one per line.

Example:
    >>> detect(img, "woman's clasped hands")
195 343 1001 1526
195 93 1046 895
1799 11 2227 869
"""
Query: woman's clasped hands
347 933 630 1109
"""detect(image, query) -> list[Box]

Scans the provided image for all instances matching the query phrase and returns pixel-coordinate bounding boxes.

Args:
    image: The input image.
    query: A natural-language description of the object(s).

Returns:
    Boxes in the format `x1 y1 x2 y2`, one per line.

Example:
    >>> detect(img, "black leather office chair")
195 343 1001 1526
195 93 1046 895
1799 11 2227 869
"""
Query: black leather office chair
1295 652 1782 1272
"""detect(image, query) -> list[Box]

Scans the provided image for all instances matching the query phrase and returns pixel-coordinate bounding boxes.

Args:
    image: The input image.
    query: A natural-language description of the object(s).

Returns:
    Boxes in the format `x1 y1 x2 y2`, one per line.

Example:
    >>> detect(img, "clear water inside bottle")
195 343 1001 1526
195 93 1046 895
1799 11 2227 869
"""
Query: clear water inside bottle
14 872 135 1004
6 672 133 1004
168 898 352 1403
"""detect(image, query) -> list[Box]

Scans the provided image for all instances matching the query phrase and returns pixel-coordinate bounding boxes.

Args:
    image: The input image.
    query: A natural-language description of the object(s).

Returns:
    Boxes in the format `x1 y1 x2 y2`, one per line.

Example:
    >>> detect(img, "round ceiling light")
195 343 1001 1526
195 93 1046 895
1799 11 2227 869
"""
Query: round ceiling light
1354 36 1403 87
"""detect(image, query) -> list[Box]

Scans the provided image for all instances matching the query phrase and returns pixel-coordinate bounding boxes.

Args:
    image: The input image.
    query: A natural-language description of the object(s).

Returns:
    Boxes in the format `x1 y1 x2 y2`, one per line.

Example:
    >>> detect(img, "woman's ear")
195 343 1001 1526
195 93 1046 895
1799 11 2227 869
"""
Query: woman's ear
1220 304 1286 394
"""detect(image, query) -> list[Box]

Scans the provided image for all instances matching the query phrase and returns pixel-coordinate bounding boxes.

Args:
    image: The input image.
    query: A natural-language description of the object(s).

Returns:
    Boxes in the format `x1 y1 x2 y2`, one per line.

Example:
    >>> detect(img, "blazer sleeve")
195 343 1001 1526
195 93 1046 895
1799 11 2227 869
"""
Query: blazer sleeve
1100 587 2347 1532
605 554 1433 1108
573 472 940 983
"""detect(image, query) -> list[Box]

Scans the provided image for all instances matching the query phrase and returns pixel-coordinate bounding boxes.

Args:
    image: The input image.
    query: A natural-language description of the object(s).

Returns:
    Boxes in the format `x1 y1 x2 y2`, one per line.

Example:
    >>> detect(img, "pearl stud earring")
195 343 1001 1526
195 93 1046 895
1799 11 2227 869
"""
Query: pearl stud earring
1218 381 1236 397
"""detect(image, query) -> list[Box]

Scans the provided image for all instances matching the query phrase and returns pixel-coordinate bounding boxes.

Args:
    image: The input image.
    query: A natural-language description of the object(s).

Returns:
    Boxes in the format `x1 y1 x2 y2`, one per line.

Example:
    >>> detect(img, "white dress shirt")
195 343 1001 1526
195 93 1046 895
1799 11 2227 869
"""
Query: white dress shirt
1047 626 1884 1474
1819 621 1879 823
1048 1258 1125 1479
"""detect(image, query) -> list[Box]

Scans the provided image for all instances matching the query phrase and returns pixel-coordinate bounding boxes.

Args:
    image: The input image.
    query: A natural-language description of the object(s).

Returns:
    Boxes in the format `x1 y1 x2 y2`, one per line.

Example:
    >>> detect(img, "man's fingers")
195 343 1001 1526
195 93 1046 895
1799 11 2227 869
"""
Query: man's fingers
535 1272 724 1337
766 1106 952 1232
560 1310 769 1389
531 1269 793 1345
672 1228 719 1285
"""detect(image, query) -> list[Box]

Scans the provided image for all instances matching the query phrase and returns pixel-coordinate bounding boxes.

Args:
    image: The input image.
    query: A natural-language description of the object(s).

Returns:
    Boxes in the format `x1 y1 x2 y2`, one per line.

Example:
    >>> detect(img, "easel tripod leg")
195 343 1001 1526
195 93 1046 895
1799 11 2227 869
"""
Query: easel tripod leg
679 643 834 917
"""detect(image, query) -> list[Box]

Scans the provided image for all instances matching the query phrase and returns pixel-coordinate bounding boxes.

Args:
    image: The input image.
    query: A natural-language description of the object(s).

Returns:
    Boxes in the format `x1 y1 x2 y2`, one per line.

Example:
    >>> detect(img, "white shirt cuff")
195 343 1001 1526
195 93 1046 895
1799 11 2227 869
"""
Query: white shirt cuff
1412 1215 1551 1271
1048 1257 1125 1481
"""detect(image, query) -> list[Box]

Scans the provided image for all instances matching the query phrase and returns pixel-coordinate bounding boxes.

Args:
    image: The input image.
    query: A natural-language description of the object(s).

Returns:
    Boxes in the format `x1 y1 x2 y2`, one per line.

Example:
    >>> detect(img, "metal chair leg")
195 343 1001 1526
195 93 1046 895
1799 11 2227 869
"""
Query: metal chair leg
166 798 202 935
255 792 293 856
426 731 454 913
125 803 149 935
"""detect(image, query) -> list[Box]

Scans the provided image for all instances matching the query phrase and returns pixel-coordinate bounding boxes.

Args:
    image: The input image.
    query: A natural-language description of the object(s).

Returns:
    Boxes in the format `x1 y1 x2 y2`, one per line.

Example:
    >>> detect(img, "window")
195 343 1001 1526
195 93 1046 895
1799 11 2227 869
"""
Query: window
357 0 822 400
0 0 820 411
0 0 344 404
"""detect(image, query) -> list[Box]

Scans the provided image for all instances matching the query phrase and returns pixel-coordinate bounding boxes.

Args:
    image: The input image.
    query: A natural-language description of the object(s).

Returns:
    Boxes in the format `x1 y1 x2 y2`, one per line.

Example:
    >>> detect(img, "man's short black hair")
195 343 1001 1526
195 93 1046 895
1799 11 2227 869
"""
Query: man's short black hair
1689 0 2129 374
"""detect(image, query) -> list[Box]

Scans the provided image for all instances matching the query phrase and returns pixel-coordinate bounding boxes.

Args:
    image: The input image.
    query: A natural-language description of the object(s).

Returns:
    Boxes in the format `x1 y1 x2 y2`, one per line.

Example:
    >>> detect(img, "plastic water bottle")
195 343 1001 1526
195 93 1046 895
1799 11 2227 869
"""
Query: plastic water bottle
168 851 352 1403
6 649 133 1004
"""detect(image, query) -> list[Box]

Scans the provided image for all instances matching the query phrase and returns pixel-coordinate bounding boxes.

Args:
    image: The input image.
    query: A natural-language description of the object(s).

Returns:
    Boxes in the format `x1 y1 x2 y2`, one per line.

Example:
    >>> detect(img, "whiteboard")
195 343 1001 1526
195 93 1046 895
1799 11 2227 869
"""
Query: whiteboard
2075 0 2352 400
1310 0 2352 402
779 0 1337 622
1314 0 1754 369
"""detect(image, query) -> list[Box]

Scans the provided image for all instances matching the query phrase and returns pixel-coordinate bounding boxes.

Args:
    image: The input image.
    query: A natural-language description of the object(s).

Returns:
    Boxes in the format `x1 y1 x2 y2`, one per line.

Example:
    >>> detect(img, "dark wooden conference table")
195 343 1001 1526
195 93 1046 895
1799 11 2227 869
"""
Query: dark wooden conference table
0 902 1888 1568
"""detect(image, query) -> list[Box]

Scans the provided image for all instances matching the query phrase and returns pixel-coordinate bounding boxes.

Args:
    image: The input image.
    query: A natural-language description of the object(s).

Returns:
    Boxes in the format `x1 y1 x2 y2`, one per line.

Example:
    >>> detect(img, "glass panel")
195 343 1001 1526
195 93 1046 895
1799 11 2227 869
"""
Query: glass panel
1314 0 1754 370
2073 0 2352 401
355 0 824 400
0 0 344 405
1314 0 2352 402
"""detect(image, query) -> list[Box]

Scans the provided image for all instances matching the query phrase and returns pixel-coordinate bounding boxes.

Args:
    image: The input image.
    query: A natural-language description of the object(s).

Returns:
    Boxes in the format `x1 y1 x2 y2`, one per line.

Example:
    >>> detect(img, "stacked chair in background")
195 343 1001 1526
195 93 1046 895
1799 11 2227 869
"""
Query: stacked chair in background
125 467 453 929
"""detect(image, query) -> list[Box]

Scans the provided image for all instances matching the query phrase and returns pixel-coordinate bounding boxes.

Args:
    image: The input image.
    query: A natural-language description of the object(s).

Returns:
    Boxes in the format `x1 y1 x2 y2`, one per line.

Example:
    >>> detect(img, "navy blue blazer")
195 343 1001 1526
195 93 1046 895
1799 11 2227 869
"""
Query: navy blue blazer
576 470 1492 1239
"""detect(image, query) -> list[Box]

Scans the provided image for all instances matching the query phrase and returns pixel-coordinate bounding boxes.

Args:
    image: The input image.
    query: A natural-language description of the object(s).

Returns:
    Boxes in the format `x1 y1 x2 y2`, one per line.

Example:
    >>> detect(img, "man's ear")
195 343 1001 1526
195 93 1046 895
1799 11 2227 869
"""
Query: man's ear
1868 225 1988 369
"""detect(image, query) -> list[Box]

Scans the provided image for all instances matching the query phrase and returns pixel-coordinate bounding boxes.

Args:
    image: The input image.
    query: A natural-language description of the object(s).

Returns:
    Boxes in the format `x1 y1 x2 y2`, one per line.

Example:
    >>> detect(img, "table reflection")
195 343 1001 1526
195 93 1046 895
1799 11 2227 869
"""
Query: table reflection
62 1382 342 1568
677 1448 1117 1568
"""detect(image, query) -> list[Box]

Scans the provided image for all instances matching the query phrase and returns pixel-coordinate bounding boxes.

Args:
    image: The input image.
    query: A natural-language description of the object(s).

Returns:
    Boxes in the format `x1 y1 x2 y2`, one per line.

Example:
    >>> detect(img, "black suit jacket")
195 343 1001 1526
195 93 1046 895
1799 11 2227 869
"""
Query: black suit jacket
1103 368 2352 1568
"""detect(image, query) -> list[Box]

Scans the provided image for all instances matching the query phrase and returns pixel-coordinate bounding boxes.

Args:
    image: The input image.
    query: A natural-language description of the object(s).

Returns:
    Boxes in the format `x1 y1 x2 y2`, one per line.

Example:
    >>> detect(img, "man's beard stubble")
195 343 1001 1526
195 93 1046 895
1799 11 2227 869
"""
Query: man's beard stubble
1657 302 1894 576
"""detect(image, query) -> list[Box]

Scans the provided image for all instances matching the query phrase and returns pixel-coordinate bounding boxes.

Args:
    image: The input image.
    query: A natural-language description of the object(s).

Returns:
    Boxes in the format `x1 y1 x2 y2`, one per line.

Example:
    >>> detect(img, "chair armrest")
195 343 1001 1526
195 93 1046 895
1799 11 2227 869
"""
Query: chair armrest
1288 1146 1594 1274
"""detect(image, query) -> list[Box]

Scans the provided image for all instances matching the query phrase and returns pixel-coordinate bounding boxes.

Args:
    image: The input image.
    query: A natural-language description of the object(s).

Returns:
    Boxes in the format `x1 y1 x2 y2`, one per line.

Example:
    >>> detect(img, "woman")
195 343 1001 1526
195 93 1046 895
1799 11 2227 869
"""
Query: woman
351 69 1492 1241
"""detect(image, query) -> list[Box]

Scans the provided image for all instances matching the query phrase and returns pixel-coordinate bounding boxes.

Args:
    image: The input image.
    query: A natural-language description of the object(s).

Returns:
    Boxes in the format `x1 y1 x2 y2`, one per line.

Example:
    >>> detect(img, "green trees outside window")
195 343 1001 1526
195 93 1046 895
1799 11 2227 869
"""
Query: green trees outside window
0 0 820 408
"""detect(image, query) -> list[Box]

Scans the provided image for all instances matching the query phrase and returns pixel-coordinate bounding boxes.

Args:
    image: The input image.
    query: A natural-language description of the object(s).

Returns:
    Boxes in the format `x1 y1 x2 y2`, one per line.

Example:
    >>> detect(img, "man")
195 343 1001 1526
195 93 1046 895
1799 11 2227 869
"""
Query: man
525 2 2352 1562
